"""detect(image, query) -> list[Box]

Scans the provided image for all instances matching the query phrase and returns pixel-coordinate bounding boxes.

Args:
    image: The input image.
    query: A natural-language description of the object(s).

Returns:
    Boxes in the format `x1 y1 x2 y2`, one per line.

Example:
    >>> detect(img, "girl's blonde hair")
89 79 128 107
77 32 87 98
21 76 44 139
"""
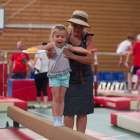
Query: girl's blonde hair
50 24 69 42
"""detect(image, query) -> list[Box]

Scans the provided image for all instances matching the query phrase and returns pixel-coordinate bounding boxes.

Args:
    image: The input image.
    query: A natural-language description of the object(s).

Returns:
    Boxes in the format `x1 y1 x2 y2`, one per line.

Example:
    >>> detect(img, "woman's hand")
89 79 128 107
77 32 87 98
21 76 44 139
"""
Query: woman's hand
47 48 56 59
89 48 97 54
63 49 76 59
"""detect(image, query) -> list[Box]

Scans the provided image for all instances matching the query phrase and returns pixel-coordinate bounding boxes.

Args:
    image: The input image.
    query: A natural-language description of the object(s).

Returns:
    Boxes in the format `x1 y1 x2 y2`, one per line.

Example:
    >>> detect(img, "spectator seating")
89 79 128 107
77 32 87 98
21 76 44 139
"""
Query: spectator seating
111 72 126 90
112 72 126 82
98 72 113 90
100 72 114 82
94 71 126 90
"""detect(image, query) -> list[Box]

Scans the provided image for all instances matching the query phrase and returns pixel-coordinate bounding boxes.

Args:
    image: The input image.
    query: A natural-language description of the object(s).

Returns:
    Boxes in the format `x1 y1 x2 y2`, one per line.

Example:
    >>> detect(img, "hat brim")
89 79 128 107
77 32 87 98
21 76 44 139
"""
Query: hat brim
67 19 91 28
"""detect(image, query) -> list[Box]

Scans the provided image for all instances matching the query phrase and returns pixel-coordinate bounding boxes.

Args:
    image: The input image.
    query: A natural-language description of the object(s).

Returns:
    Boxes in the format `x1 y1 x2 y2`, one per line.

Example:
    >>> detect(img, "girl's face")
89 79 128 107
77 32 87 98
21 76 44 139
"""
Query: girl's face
52 30 67 48
71 23 85 36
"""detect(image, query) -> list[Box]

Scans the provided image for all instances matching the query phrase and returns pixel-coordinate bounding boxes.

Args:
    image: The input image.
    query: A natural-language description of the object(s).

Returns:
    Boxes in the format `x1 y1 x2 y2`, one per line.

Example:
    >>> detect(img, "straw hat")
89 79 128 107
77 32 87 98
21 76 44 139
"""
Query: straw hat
67 10 91 28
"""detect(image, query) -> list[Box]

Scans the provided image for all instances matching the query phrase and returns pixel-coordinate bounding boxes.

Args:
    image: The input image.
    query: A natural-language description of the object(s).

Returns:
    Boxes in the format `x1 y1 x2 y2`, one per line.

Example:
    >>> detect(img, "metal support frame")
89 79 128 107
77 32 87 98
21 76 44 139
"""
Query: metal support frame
5 23 54 29
13 121 19 128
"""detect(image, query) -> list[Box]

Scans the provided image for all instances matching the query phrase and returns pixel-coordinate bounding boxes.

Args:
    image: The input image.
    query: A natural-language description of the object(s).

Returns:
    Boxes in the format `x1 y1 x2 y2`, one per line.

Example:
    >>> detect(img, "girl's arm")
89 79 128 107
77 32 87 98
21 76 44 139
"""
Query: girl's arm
32 43 54 50
68 44 97 54
63 35 95 65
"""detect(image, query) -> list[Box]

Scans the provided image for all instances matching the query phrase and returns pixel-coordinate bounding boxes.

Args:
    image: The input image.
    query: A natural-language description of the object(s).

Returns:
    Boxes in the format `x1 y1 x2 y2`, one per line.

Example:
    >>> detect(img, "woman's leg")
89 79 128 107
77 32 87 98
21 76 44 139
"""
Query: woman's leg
76 115 87 133
43 96 48 105
37 97 41 105
64 115 74 129
41 75 49 105
51 87 60 116
58 86 67 116
133 78 139 90
136 94 140 111
35 74 42 105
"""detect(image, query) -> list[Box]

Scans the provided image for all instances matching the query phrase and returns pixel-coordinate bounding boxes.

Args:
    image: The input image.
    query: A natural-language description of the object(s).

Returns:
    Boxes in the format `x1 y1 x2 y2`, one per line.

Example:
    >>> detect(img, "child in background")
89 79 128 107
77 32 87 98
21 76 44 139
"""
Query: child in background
116 35 134 67
31 24 97 127
135 69 140 112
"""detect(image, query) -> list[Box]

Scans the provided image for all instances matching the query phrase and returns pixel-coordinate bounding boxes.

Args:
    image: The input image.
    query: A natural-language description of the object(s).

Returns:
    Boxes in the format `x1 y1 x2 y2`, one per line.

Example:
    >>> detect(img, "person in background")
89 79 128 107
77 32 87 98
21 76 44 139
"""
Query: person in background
0 30 3 39
134 69 140 112
116 35 134 67
30 42 49 109
9 41 30 79
124 34 140 93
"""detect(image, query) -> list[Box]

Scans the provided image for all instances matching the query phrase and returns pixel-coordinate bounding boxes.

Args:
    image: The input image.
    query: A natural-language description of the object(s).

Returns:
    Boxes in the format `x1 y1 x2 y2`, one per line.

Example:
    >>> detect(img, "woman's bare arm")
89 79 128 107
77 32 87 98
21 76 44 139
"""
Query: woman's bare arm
63 35 95 65
30 56 38 66
46 48 57 59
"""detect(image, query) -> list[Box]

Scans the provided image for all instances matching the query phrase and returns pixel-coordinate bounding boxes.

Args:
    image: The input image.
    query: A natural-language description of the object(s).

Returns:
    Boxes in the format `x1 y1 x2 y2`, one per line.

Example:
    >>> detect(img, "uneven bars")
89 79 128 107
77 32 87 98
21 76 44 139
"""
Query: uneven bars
94 52 127 96
95 52 126 56
1 50 25 54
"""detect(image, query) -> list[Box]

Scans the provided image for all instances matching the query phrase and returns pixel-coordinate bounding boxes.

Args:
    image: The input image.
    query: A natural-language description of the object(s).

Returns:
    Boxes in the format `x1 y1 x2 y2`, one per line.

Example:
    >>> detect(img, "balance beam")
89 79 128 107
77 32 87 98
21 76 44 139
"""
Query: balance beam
7 106 99 140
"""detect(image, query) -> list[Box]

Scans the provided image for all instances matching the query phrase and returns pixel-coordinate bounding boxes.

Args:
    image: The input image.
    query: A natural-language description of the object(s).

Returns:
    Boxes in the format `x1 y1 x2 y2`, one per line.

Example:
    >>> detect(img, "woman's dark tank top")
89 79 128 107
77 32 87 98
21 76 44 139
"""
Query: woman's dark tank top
68 32 94 84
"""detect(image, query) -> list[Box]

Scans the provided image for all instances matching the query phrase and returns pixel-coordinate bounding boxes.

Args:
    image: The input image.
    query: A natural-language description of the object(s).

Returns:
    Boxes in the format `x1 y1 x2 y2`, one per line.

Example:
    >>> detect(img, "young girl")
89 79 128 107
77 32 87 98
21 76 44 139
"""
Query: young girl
31 24 97 127
135 69 140 112
116 35 134 67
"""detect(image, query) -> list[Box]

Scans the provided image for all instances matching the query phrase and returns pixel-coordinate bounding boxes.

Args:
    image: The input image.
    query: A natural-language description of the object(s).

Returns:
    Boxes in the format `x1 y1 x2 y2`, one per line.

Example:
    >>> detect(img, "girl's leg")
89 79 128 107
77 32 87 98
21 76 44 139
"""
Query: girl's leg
136 95 140 111
123 51 130 54
119 51 129 67
120 56 123 62
58 86 67 116
119 56 123 67
76 115 87 133
51 87 60 117
128 72 133 90
51 86 63 127
64 115 74 129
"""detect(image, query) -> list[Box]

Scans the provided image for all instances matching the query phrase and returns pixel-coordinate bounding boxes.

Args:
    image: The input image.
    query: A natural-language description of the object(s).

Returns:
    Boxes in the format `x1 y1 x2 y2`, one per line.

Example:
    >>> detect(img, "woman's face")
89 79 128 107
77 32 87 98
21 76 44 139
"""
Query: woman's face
71 23 85 36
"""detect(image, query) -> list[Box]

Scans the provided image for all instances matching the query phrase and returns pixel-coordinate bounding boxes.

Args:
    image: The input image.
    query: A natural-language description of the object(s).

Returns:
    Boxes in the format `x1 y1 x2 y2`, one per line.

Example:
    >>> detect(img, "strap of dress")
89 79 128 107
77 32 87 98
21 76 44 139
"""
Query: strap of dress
83 32 94 48
79 32 94 84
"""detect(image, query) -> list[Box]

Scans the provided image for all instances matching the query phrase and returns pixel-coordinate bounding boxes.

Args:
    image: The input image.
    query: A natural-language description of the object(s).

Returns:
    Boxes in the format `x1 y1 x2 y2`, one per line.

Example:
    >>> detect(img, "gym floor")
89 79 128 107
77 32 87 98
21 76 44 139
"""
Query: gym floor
0 104 140 140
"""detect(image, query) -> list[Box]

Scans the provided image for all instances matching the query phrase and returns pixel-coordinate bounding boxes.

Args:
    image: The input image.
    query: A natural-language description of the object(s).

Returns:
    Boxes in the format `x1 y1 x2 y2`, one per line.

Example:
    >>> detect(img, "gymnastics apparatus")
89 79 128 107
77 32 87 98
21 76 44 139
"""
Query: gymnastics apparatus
0 51 139 139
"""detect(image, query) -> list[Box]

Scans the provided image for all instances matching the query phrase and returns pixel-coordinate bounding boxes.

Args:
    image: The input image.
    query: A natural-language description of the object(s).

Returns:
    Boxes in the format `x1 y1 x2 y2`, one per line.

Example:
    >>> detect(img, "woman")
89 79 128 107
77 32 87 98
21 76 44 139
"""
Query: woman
30 42 49 108
48 10 95 133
